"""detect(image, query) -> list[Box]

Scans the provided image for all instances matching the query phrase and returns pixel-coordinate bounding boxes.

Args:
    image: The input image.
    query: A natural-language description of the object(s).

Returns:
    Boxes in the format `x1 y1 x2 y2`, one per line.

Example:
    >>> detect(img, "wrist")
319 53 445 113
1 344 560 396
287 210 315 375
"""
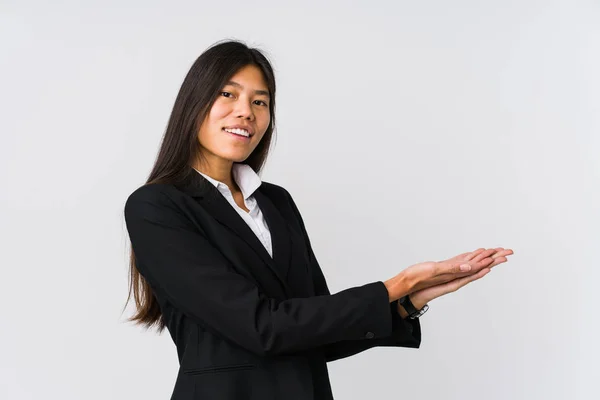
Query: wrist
409 293 428 310
399 294 430 319
384 272 413 302
397 302 410 319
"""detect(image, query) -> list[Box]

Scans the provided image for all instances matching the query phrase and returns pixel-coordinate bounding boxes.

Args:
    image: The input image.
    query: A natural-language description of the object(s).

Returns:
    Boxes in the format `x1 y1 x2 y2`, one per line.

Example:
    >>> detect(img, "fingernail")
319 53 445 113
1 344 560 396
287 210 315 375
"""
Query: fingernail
460 264 471 272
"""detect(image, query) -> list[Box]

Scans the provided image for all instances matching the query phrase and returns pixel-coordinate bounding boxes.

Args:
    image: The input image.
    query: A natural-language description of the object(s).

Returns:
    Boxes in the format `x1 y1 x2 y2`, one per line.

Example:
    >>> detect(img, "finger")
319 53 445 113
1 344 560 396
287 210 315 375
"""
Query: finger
464 248 486 261
437 251 497 281
448 248 513 277
465 247 515 262
443 250 477 266
472 248 497 263
472 248 514 271
489 249 514 263
447 268 491 292
437 256 482 277
457 248 485 260
487 249 512 268
447 257 488 275
491 248 514 257
488 255 511 269
471 249 501 269
489 248 514 260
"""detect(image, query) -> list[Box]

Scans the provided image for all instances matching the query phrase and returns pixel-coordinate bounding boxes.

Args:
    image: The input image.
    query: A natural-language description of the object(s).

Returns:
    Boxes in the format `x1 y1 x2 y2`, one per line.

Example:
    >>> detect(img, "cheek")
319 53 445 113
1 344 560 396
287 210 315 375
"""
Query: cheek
208 101 231 121
258 111 271 130
199 104 230 138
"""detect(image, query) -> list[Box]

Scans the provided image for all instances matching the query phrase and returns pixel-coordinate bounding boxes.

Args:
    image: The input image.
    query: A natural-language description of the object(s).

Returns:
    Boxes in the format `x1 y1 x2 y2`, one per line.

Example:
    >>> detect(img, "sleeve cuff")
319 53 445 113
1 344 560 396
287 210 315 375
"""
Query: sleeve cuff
389 300 422 348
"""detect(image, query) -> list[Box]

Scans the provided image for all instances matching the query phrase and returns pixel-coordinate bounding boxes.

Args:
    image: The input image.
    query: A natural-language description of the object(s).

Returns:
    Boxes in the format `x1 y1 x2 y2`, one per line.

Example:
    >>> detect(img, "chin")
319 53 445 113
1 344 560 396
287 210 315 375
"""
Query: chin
220 152 251 163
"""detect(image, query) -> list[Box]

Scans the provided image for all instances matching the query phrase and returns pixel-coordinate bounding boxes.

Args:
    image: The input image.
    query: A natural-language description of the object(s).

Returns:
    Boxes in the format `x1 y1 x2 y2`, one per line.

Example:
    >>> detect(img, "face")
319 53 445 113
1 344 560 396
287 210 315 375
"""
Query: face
196 64 271 170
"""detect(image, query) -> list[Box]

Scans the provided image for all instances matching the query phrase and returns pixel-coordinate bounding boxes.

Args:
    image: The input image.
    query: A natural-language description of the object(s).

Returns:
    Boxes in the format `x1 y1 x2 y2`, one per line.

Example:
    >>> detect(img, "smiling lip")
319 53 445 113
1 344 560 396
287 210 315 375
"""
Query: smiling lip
223 129 251 141
222 125 254 136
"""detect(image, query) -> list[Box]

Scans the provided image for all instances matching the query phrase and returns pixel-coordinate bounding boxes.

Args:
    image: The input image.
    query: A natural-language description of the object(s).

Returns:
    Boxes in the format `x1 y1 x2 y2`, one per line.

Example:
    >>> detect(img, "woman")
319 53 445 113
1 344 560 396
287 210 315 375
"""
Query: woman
123 39 513 400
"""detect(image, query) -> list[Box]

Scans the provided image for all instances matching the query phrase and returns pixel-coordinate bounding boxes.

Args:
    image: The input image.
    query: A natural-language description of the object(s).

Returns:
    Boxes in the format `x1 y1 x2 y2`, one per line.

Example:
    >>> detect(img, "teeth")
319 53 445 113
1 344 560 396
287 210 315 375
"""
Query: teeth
224 128 250 137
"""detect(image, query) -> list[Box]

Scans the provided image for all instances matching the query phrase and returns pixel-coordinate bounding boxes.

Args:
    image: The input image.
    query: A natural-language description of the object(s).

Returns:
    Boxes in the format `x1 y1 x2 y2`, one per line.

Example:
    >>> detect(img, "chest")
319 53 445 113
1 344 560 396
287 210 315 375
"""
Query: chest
232 190 250 213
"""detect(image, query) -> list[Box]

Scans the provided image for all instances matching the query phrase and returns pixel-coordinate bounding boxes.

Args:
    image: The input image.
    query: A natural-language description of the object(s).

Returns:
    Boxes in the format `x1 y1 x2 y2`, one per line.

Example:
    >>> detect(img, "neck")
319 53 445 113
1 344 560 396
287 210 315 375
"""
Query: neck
193 157 238 192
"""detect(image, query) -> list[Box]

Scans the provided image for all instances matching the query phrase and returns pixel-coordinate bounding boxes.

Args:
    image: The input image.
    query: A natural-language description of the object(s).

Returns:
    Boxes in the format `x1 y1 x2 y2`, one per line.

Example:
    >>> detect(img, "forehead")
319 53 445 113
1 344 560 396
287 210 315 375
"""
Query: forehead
224 65 270 97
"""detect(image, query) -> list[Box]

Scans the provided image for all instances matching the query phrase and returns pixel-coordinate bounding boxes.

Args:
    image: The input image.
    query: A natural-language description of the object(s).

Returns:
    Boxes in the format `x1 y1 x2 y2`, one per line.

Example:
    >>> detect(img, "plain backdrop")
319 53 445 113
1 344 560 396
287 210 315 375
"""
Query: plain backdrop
1 0 598 399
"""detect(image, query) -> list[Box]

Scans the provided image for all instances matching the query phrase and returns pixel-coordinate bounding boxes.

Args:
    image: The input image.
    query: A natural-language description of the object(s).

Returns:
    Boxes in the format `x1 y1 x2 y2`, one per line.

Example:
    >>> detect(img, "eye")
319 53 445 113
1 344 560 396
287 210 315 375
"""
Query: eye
254 100 268 107
220 91 233 98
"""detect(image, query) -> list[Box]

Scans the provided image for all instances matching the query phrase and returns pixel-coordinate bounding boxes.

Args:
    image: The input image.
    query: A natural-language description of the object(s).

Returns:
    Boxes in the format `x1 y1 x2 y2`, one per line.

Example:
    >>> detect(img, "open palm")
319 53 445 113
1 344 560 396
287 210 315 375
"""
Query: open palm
409 247 514 308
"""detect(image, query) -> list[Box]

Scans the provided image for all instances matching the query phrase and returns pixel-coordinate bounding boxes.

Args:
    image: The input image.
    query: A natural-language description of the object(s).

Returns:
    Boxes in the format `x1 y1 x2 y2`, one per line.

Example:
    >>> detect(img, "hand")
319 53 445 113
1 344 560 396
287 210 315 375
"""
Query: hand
408 247 514 309
400 248 501 295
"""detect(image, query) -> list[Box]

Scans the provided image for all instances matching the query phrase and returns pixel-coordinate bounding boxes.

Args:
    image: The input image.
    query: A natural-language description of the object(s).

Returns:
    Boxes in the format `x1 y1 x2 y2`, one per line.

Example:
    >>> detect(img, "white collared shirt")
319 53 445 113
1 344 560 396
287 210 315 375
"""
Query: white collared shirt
193 163 273 258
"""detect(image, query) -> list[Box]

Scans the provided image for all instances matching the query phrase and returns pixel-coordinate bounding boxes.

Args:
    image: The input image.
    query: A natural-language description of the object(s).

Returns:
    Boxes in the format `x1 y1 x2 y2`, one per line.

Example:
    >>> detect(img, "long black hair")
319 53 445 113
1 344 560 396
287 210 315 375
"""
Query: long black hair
123 39 277 332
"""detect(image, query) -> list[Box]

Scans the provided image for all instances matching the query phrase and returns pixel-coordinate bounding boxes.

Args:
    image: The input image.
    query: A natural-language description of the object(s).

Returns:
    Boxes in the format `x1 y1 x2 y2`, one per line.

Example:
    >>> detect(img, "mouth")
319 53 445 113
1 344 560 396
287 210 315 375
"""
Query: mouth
222 127 251 141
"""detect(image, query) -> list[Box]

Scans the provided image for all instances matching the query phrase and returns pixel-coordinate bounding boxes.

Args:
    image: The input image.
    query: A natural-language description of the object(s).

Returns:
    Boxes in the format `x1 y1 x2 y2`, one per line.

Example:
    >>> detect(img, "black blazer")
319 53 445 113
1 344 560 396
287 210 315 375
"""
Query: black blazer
124 168 421 400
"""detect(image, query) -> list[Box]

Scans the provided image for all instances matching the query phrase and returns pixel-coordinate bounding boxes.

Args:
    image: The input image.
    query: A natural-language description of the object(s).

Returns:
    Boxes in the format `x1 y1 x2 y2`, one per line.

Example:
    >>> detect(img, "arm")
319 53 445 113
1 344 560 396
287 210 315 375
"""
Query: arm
314 259 421 362
124 185 398 357
283 189 421 362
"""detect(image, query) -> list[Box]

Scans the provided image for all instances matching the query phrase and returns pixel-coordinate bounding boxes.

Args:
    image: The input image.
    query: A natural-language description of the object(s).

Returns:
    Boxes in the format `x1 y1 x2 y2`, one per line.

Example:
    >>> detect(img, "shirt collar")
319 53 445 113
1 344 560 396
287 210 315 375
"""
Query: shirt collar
193 163 262 200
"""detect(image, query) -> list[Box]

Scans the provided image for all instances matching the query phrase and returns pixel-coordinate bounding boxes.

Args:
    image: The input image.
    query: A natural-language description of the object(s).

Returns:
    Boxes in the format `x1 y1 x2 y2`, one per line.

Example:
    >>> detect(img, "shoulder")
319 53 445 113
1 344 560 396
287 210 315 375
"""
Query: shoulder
124 183 184 218
126 183 173 203
259 180 303 213
259 180 292 200
259 180 305 222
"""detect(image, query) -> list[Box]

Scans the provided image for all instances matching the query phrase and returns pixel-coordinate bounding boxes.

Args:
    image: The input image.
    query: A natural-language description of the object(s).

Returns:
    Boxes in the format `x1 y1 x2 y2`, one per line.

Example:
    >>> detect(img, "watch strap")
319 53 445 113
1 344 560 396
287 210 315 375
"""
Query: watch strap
398 295 429 319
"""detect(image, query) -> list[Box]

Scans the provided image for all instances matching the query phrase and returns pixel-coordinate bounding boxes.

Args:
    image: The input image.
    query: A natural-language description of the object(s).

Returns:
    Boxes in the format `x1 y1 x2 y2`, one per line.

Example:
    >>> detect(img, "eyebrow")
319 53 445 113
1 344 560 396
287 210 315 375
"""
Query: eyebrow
224 81 270 98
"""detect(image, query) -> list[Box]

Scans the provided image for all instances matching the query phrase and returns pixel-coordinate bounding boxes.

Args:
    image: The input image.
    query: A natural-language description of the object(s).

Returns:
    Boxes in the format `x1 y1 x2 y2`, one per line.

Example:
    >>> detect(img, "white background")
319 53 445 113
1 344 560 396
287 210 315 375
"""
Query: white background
1 0 598 399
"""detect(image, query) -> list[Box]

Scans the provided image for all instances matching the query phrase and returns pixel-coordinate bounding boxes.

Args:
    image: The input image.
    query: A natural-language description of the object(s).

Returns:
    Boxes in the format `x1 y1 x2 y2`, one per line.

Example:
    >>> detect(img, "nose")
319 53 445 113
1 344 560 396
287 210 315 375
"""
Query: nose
234 97 254 121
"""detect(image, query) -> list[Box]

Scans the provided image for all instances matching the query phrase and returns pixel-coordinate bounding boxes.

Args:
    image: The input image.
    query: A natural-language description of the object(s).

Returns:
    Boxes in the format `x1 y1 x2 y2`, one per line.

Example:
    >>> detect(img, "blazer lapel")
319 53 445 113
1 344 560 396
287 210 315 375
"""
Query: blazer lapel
176 169 293 297
253 189 292 281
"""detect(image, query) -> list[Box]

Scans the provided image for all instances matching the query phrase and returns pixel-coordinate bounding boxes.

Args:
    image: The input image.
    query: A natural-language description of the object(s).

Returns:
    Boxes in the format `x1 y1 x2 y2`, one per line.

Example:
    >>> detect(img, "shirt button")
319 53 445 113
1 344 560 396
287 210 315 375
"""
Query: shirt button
365 332 375 339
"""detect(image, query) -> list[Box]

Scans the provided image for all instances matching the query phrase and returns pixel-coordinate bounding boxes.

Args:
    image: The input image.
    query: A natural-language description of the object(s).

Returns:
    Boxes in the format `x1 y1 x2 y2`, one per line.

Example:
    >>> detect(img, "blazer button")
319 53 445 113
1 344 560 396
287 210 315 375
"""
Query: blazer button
365 332 375 339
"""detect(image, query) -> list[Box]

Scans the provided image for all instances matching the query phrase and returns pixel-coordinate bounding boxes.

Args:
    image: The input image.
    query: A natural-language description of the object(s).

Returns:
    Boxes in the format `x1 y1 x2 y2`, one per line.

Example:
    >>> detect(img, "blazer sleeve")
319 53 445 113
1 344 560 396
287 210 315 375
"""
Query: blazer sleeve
283 189 421 362
124 185 399 358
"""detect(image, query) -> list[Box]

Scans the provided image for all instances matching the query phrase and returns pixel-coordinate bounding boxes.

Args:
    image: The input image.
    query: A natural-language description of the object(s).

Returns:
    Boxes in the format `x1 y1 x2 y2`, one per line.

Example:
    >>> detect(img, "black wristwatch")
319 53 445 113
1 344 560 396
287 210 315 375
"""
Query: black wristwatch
398 295 429 319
